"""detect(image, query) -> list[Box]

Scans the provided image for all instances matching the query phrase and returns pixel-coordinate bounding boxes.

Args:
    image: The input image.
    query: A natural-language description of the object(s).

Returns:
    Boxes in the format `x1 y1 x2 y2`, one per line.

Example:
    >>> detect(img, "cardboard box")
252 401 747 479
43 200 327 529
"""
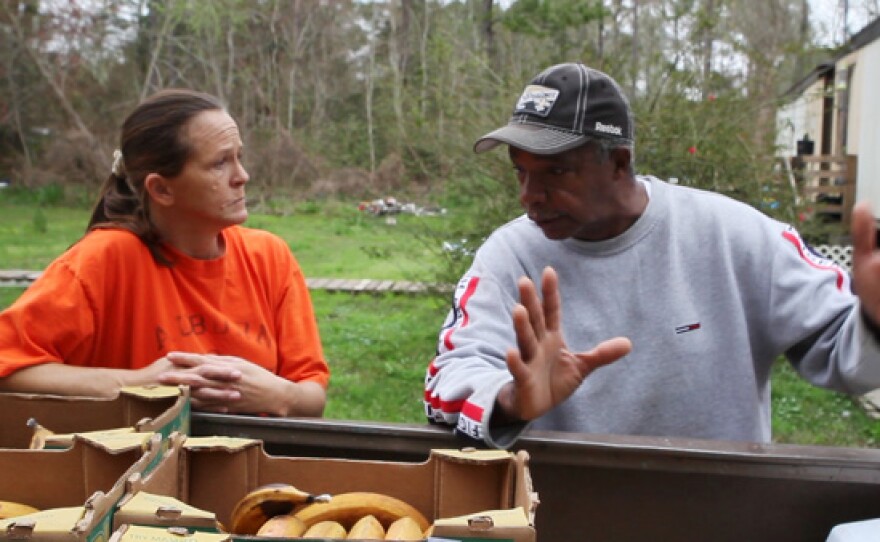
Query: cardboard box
116 436 537 541
0 385 190 449
0 432 167 541
191 415 880 542
110 525 230 542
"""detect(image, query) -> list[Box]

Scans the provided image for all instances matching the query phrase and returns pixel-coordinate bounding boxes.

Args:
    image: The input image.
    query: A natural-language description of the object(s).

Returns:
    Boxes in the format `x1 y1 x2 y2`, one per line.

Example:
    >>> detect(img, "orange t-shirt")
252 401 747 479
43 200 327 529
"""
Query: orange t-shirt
0 226 329 387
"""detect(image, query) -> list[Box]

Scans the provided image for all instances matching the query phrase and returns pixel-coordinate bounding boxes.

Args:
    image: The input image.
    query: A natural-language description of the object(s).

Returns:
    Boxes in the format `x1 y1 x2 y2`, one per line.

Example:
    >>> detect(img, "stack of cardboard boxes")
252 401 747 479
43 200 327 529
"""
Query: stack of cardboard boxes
0 386 190 541
0 387 538 542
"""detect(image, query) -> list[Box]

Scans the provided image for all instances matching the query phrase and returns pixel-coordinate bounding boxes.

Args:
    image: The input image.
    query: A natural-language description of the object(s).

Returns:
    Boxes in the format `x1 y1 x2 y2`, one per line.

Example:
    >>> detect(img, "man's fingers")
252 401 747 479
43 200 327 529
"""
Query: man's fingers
517 276 546 338
512 303 539 361
851 201 876 270
575 337 632 372
505 347 529 383
540 267 561 332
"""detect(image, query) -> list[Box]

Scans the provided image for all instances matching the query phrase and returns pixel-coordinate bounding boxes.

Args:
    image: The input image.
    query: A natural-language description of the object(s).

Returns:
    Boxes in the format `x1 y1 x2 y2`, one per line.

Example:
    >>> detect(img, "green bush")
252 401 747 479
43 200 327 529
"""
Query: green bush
0 183 95 209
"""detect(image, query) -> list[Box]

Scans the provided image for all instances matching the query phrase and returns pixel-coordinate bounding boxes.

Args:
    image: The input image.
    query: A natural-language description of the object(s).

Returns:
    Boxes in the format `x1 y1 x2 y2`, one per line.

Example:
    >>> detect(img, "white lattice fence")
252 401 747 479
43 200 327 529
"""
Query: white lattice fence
813 244 853 271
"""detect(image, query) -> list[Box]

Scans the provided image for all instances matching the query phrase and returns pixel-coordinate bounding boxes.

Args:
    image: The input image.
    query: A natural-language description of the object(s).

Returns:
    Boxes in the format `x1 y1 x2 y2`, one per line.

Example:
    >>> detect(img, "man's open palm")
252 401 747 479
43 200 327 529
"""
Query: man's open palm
503 267 632 421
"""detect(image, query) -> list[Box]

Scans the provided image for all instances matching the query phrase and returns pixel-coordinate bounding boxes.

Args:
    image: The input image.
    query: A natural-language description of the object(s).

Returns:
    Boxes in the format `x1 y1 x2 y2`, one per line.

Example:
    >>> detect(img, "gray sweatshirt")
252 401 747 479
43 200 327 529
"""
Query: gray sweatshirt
424 176 880 449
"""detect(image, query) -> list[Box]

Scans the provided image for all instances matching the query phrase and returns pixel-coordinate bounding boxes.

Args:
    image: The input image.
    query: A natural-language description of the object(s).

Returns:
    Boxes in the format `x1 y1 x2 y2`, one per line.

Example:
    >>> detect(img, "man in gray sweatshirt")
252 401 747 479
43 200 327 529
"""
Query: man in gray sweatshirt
423 62 880 449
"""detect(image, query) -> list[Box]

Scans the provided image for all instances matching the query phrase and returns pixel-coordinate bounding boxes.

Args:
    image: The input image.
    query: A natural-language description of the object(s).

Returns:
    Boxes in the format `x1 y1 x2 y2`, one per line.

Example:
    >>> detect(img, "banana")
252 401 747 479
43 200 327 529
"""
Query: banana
229 483 331 535
27 418 55 450
294 492 430 533
385 516 423 541
347 514 385 540
255 514 307 538
302 520 347 538
0 500 40 520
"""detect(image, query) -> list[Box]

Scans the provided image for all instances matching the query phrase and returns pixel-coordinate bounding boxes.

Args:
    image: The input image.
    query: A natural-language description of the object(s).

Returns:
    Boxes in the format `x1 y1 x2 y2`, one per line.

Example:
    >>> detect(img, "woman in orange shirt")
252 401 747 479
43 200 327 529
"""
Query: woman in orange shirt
0 89 329 417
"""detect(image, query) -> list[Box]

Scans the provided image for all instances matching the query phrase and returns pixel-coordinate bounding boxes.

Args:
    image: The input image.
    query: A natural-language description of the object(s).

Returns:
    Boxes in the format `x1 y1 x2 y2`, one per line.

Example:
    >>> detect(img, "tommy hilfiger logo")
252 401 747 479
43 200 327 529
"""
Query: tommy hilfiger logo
675 323 701 334
595 121 623 136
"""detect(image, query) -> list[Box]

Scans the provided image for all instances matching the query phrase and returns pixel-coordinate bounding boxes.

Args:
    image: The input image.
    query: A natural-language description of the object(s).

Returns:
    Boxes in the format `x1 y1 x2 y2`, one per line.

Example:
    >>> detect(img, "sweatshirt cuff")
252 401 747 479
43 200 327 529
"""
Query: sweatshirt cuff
860 306 880 344
849 303 880 391
481 376 532 450
486 418 531 450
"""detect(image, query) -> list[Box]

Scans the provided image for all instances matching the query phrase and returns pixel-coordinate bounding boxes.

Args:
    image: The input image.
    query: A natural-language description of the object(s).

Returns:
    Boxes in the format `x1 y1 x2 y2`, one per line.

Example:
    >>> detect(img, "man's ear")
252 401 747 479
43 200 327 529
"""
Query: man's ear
610 147 632 176
144 173 174 207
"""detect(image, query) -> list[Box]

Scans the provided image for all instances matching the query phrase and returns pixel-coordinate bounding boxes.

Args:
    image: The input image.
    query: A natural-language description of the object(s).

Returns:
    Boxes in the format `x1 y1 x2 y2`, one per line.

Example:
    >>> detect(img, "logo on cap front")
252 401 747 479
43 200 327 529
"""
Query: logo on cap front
515 85 559 117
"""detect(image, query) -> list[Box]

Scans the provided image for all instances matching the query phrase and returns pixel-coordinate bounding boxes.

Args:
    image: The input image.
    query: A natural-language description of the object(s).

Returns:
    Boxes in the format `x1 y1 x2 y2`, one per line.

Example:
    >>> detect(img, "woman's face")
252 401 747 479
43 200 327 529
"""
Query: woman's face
166 109 250 230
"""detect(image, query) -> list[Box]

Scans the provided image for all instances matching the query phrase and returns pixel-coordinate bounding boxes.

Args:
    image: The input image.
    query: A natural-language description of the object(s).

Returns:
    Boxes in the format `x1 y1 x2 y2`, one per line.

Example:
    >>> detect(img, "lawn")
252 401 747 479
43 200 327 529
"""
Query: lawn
0 198 439 281
1 197 879 447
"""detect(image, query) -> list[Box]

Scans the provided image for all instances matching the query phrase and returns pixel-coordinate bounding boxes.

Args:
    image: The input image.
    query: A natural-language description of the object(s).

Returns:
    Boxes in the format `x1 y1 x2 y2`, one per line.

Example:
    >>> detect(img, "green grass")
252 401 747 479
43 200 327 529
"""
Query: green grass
2 200 879 446
771 361 880 447
312 290 447 422
248 208 440 281
0 199 440 280
0 289 23 311
0 204 90 270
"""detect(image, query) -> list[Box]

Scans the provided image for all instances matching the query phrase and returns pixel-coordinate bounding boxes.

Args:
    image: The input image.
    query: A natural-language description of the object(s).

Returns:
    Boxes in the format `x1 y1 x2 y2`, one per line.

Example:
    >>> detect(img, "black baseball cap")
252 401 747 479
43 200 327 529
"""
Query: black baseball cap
474 63 634 155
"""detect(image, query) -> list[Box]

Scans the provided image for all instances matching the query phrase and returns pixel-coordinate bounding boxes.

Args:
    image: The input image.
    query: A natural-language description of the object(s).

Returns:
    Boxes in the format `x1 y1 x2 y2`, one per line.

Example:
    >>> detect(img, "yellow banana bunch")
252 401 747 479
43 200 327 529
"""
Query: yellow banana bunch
385 516 424 541
229 484 330 535
302 520 347 538
230 485 431 539
347 514 385 539
0 500 40 520
293 492 430 534
255 514 307 538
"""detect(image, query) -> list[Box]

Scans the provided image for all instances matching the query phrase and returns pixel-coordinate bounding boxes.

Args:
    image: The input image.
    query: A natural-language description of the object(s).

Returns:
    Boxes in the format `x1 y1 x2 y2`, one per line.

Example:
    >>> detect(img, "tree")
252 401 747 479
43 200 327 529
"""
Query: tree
502 0 605 63
0 0 833 225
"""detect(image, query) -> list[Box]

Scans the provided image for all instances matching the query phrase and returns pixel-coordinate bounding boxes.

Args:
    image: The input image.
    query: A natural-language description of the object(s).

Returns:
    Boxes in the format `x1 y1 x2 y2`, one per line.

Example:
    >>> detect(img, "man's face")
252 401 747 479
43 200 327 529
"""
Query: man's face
509 143 626 241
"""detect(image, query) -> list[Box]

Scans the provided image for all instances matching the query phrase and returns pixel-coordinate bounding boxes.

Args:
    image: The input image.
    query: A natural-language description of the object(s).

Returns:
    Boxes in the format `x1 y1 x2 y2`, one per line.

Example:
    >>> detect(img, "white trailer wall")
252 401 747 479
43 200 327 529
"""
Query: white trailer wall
854 40 880 208
776 80 825 157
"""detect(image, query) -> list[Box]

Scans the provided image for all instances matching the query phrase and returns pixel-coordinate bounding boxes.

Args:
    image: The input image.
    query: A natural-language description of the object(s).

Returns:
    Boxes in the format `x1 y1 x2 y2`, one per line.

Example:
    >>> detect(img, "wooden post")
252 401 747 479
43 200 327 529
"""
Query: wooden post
799 154 857 228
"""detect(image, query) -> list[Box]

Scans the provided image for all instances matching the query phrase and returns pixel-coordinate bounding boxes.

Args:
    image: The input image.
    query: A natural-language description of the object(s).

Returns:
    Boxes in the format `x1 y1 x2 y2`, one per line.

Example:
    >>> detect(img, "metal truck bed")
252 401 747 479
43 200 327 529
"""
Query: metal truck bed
192 414 880 542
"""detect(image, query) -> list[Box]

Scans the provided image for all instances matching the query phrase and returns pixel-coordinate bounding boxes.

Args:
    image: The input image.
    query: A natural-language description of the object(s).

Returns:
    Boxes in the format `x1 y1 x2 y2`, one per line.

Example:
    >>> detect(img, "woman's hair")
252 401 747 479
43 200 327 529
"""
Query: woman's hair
87 89 226 266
